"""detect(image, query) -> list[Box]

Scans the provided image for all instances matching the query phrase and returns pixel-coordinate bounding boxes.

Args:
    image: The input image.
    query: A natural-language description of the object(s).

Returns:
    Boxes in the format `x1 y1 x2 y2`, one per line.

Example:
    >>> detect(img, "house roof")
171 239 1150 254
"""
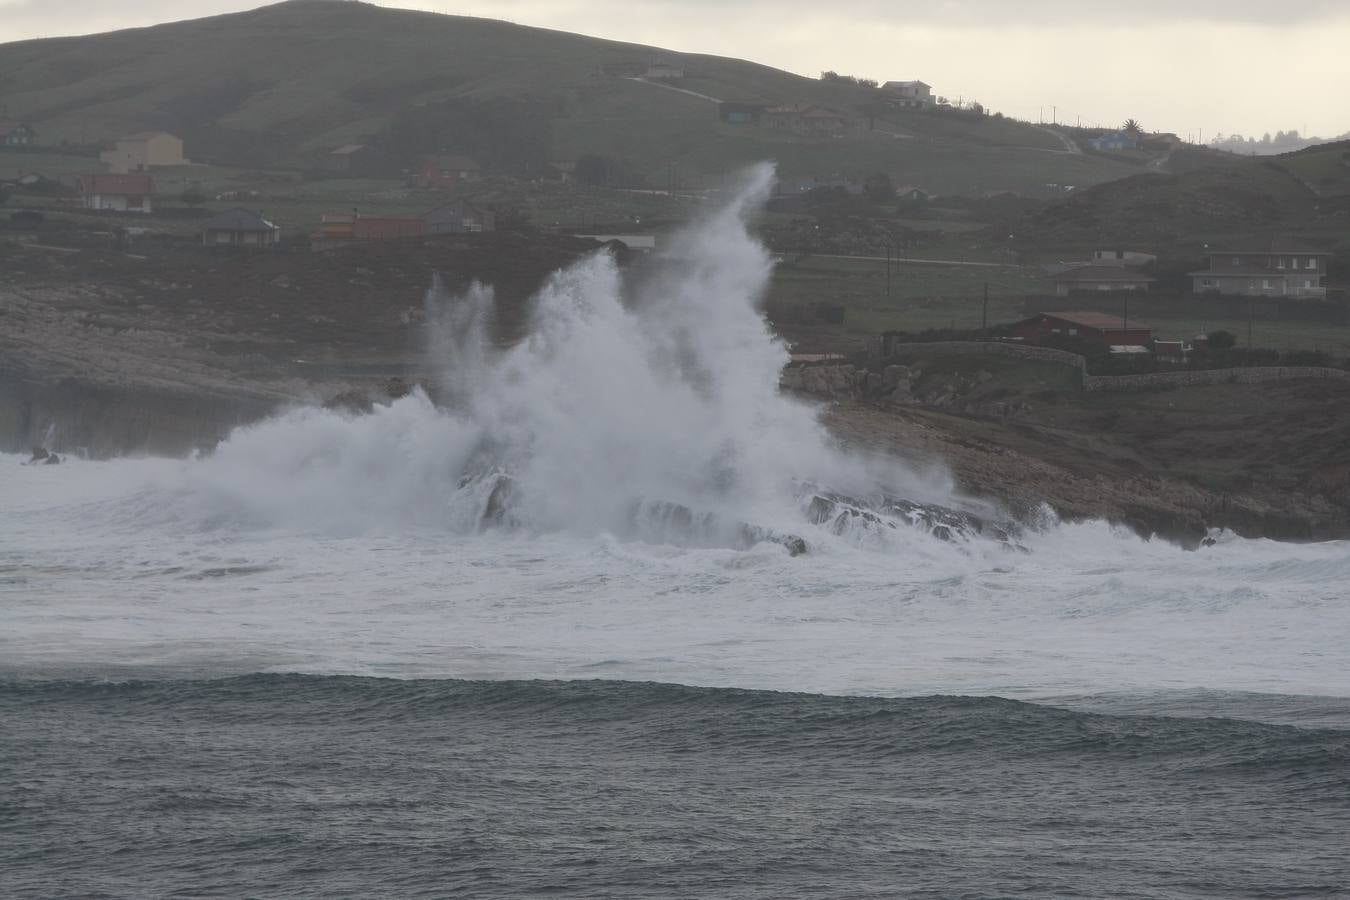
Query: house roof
426 155 481 170
201 208 279 233
1034 311 1151 331
1051 265 1155 283
79 174 154 195
118 131 179 142
331 143 368 155
1189 268 1321 277
765 104 845 120
0 120 33 137
1206 240 1330 255
883 80 930 89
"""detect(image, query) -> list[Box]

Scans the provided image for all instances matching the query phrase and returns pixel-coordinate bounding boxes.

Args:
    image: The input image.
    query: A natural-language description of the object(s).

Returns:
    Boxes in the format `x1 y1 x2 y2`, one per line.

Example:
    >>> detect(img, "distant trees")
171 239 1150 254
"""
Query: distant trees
1207 330 1237 350
0 188 9 207
574 154 613 187
820 71 878 89
863 172 895 203
1122 118 1143 135
180 186 206 208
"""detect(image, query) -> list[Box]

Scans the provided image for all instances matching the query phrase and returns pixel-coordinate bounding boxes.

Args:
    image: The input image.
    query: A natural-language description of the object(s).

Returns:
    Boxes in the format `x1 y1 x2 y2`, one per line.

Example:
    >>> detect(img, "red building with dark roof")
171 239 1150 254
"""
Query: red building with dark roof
1009 312 1152 347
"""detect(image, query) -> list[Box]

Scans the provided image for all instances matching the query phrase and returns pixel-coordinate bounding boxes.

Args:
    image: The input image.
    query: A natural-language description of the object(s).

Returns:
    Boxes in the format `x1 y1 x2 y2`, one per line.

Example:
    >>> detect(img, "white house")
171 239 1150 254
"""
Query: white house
882 80 933 108
77 174 155 213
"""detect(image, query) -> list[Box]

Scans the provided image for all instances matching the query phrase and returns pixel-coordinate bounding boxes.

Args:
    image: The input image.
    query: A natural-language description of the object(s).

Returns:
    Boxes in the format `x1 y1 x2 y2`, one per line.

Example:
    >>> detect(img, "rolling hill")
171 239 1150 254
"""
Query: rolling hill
1012 141 1350 255
0 0 1146 195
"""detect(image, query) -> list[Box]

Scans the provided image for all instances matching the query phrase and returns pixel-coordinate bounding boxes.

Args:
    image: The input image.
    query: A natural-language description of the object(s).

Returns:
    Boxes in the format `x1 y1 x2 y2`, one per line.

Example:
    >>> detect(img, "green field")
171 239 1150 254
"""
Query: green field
766 254 1350 356
0 0 1150 196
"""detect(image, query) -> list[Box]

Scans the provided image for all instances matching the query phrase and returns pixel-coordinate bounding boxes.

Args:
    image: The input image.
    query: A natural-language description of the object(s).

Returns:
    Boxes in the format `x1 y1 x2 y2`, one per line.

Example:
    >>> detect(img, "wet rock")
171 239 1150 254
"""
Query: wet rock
29 446 49 463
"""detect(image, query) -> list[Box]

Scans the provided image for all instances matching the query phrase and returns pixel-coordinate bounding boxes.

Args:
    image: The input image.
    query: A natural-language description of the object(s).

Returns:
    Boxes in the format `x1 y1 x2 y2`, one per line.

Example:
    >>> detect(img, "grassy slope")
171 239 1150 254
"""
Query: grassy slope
0 0 1136 193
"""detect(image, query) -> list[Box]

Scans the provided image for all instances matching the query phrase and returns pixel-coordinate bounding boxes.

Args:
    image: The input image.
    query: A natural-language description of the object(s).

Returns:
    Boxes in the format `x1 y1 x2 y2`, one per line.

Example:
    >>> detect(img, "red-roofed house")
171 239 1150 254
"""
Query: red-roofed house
416 155 482 189
1009 312 1152 347
77 174 155 213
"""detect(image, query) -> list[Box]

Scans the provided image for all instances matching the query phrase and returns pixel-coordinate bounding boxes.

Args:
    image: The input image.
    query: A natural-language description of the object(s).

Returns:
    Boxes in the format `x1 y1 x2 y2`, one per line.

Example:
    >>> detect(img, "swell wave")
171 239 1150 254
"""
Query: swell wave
5 674 1348 770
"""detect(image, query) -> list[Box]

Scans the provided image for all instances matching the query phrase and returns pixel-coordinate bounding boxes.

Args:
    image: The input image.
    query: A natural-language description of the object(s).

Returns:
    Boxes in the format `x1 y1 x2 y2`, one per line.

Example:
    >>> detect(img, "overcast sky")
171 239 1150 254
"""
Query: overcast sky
2 0 1347 139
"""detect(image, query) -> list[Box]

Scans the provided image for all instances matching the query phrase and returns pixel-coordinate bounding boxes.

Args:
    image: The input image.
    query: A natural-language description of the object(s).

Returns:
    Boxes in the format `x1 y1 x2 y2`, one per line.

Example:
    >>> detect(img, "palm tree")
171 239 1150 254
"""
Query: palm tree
1122 118 1143 135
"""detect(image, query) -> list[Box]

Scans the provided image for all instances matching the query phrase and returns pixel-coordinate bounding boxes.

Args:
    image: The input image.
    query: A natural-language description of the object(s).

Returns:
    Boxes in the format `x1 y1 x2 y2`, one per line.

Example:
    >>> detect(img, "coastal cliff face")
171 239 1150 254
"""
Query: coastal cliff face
786 354 1350 546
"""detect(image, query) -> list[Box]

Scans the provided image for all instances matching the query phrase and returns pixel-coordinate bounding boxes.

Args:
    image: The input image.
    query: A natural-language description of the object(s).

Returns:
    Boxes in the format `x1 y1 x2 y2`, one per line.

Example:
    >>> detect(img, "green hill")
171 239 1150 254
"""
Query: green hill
1014 142 1350 254
0 0 1142 195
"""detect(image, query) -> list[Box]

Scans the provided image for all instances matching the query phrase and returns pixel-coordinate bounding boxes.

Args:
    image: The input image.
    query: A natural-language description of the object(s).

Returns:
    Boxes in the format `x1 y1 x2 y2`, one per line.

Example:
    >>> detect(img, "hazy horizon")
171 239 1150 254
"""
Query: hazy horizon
1 0 1347 142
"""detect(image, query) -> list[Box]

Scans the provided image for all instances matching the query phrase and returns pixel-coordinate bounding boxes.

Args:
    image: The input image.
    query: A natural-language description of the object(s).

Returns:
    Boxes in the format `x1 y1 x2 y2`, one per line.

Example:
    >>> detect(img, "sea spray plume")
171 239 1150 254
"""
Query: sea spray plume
424 273 496 410
177 163 999 550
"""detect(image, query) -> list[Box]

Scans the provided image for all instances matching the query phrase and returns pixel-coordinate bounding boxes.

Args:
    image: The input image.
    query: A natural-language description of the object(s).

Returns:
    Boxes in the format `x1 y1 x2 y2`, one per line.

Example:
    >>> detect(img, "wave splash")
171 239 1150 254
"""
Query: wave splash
172 164 1005 551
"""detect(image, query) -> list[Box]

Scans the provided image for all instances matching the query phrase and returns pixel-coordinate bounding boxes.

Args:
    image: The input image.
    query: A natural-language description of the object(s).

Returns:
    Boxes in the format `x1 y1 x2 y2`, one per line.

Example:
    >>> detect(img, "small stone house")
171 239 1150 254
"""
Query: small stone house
200 208 281 248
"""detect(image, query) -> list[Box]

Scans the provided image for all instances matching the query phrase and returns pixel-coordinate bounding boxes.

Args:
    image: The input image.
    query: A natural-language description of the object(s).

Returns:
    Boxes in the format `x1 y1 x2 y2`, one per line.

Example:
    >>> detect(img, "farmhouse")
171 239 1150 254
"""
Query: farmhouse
1190 244 1329 298
762 105 847 137
1091 249 1157 267
0 121 36 147
326 143 381 175
425 199 494 234
200 208 280 248
719 103 767 125
1088 132 1137 152
644 61 685 80
416 155 481 188
100 132 186 173
77 174 154 213
1009 312 1152 347
1051 265 1155 295
882 81 933 108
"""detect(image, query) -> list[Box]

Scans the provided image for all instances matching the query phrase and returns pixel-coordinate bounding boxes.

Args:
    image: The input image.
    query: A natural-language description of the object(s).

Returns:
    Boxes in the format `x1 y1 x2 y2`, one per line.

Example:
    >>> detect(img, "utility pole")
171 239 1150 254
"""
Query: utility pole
1123 293 1129 333
885 241 892 300
1247 299 1254 350
1053 105 1057 125
982 283 989 332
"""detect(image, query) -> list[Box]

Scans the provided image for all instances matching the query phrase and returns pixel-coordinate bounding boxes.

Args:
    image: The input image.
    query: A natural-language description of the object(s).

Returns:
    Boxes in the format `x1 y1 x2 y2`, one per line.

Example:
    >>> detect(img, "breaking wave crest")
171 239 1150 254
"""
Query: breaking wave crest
151 164 1002 553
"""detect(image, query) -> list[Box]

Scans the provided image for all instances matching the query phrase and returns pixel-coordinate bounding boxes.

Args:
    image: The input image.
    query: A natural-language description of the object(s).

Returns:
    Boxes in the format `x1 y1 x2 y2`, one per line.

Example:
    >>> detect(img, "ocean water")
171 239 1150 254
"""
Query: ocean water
4 166 1349 897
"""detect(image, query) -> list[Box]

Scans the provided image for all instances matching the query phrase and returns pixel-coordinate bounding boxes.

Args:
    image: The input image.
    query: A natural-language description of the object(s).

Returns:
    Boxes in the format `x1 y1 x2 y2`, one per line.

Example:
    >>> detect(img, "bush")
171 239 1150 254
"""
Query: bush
1207 329 1237 350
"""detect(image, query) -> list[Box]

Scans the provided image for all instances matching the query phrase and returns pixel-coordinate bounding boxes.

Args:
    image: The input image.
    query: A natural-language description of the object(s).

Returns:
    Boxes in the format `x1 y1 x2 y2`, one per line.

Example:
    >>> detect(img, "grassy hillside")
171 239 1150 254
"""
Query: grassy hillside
0 0 1140 195
1011 144 1350 256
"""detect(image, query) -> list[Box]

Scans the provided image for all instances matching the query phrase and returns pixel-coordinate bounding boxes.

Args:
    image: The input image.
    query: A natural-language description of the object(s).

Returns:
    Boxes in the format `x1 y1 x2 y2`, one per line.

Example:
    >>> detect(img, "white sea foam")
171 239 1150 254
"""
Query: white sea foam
2 164 1348 702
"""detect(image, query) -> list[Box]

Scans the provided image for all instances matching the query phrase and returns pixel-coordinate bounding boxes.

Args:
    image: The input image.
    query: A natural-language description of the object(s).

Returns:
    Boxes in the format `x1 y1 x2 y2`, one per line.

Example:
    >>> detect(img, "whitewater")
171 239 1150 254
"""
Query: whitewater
3 163 1349 708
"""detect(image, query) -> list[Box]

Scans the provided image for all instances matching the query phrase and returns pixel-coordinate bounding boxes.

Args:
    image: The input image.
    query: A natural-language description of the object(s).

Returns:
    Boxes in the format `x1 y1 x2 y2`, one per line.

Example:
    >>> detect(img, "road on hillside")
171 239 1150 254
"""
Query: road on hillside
1031 125 1081 154
624 77 722 104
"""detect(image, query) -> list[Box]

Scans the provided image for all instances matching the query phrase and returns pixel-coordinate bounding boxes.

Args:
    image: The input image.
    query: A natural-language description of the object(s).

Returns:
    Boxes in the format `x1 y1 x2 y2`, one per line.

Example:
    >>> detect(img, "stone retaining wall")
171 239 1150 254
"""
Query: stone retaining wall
1083 366 1350 392
870 340 1350 393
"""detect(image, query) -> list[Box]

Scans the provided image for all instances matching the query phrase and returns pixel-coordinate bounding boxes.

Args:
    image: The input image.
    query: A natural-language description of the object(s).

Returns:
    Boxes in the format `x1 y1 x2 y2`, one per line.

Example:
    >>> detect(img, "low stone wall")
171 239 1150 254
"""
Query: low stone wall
879 341 1087 373
863 340 1350 394
1084 366 1350 392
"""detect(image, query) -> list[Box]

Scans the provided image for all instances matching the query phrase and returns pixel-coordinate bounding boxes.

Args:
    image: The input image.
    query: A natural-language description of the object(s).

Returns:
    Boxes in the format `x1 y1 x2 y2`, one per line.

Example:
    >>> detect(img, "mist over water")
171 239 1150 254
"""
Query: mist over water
3 164 1350 709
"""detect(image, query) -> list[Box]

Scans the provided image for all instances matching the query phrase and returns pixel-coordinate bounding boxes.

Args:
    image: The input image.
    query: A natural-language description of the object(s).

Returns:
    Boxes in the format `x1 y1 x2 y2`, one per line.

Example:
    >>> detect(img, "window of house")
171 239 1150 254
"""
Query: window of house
1232 256 1242 265
1069 329 1078 336
127 196 143 209
1277 258 1286 269
1305 280 1314 289
1307 258 1317 269
1262 279 1272 290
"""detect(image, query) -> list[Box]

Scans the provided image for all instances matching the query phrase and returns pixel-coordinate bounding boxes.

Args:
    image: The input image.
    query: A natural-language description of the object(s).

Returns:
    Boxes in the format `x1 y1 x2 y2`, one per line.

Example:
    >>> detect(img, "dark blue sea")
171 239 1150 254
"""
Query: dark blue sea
5 676 1349 898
